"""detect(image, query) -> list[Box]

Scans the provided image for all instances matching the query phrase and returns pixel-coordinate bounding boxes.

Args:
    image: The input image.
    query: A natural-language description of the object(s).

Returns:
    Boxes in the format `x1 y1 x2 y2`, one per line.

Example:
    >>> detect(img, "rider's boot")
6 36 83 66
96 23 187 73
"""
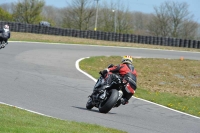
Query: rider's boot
121 98 128 105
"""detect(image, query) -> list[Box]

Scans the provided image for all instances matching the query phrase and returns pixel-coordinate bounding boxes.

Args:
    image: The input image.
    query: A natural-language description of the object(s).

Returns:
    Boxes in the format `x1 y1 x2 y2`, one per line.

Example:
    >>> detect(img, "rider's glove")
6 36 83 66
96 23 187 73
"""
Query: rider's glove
108 64 114 68
99 70 108 77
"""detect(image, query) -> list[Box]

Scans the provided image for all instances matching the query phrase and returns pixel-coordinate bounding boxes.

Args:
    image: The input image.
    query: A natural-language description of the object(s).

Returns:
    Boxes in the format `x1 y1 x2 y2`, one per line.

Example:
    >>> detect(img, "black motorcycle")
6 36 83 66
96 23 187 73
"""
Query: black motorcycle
86 71 128 113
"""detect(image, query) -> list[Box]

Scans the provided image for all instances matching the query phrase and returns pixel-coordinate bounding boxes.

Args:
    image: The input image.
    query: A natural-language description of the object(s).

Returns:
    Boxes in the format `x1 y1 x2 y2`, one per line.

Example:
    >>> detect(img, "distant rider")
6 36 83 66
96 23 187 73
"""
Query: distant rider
0 24 11 47
93 55 137 106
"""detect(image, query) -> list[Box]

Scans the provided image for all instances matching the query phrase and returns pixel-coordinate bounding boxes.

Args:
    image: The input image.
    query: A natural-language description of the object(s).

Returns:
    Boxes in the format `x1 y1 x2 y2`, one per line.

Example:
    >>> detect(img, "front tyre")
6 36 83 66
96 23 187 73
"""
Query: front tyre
2 44 5 48
99 89 119 113
86 97 94 110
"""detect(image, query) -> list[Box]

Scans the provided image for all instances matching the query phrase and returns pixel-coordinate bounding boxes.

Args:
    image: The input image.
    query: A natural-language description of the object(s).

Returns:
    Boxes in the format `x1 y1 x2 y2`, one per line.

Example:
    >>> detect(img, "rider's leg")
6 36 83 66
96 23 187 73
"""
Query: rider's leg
5 38 8 44
121 83 136 105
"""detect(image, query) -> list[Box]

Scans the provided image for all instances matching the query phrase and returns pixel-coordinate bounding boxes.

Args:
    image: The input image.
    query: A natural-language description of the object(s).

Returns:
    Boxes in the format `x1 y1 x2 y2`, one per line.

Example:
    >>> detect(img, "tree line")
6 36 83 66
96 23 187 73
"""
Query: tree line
0 0 199 40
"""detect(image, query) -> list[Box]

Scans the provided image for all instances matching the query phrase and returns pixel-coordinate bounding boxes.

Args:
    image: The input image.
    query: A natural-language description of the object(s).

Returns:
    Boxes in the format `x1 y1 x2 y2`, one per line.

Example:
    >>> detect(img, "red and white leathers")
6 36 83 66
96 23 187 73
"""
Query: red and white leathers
104 63 137 102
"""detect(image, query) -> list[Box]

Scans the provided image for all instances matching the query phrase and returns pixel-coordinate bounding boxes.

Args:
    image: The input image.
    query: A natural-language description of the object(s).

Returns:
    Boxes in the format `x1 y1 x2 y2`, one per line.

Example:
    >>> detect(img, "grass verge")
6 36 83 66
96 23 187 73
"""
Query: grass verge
0 104 126 133
79 56 200 117
10 32 200 52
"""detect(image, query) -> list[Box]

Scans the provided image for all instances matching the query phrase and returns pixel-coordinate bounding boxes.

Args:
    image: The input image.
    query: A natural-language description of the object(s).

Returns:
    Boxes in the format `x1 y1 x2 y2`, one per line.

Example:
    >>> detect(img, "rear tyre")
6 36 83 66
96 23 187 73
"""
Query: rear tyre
86 97 94 110
99 89 119 113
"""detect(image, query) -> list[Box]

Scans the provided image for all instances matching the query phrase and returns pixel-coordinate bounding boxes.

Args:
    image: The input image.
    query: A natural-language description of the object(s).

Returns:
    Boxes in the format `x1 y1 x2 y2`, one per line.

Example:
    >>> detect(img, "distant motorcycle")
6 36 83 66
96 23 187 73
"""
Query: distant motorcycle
86 68 128 113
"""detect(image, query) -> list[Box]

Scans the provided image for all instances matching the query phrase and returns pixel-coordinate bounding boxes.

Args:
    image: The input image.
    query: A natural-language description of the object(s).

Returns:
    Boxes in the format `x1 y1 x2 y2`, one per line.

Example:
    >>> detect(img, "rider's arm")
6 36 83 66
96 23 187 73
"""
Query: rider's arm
108 65 121 73
132 69 137 77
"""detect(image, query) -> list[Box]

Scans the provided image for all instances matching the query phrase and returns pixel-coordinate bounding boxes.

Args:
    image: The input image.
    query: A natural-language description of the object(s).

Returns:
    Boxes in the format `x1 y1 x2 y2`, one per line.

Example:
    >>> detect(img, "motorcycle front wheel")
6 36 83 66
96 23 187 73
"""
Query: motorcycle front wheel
99 89 119 113
86 97 94 110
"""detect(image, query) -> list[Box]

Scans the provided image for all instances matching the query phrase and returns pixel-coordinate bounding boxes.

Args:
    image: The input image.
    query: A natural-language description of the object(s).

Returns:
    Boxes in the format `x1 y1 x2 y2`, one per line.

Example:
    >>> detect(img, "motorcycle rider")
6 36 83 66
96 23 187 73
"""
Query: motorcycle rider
93 55 137 106
0 24 11 47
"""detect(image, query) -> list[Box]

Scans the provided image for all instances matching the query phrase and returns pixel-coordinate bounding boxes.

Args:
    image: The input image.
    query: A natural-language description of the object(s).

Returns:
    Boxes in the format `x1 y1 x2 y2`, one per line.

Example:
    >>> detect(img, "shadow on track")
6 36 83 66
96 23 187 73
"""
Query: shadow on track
71 106 116 114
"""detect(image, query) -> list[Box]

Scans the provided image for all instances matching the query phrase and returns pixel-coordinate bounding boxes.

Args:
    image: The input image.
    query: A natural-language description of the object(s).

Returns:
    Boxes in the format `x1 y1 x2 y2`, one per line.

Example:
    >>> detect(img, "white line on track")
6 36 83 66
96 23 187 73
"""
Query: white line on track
76 57 200 120
0 102 56 118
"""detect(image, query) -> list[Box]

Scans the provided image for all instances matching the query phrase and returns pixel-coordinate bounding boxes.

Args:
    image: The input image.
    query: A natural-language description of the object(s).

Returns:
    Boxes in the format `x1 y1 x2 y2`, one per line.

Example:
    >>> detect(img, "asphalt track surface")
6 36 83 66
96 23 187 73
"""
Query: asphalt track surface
0 42 200 133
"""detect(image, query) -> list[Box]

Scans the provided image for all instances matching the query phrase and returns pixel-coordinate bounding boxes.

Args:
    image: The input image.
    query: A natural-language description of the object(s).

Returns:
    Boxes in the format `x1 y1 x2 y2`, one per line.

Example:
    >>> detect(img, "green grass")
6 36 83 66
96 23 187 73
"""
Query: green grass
79 56 200 117
0 104 126 133
135 89 200 116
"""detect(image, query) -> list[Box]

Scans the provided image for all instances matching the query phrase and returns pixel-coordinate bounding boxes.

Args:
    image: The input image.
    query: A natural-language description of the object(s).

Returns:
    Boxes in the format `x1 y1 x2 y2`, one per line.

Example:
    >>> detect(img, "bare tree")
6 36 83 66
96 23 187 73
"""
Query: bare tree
98 1 132 33
166 2 193 38
148 1 197 39
178 20 198 40
117 9 133 34
98 4 114 32
132 12 152 35
148 2 172 37
12 0 45 24
62 0 95 30
42 6 63 27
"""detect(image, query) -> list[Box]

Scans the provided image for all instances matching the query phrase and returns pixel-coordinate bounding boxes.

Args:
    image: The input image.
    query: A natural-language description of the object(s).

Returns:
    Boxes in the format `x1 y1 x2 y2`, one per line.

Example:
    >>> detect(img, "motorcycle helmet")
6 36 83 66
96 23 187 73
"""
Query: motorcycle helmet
121 55 133 64
4 24 9 29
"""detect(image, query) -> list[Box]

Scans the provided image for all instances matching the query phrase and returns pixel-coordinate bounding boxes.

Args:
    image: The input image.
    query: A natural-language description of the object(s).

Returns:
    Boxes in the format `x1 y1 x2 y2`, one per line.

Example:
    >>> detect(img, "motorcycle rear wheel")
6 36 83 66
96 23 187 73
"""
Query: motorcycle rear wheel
99 89 119 113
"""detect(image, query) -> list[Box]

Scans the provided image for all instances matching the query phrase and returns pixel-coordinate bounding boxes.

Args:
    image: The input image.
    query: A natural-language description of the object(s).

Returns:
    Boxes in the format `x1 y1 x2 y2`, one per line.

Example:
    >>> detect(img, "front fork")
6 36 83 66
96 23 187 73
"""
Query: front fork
118 90 123 101
93 89 122 102
92 89 110 108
